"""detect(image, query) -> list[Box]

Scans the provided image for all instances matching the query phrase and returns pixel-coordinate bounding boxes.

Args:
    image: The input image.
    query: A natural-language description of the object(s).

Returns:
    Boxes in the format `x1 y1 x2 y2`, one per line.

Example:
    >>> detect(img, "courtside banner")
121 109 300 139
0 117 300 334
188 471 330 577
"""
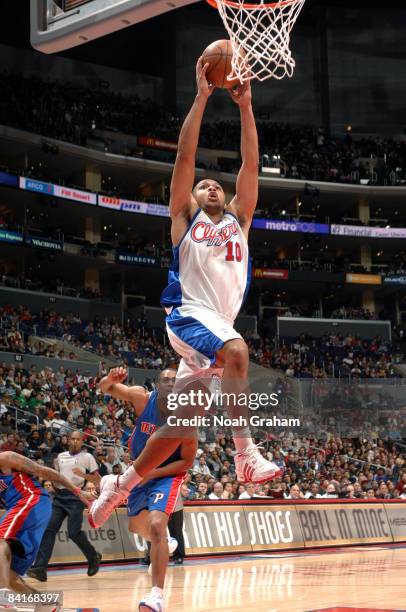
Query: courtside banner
253 268 289 280
297 503 391 547
243 504 303 551
252 219 329 234
332 224 406 238
116 509 145 559
384 503 406 542
4 501 404 565
50 513 124 563
183 505 252 554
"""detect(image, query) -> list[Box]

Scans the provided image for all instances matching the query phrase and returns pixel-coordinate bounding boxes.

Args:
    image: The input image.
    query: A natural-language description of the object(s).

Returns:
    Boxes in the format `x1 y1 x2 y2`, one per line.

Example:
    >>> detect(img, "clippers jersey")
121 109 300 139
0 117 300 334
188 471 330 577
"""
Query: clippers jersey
161 209 251 324
129 391 182 466
0 471 46 510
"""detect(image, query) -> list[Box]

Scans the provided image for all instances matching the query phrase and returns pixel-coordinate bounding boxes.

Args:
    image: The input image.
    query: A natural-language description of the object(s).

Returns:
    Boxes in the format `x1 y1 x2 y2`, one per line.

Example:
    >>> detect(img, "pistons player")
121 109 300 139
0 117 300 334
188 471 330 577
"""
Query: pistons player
0 450 91 610
94 367 196 612
89 58 282 529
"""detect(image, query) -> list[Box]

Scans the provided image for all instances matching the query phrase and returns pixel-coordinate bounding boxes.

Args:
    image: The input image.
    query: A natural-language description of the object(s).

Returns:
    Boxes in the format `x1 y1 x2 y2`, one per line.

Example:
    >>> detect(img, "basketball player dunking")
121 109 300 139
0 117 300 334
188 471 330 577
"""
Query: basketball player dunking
89 57 282 529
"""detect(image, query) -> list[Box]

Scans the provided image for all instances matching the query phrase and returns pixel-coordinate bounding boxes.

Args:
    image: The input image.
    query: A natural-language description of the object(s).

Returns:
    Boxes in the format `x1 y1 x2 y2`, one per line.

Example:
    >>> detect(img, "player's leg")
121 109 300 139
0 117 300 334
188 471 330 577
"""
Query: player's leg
138 476 183 612
65 495 101 576
0 539 13 590
147 510 170 589
27 499 65 581
89 415 196 529
216 337 282 482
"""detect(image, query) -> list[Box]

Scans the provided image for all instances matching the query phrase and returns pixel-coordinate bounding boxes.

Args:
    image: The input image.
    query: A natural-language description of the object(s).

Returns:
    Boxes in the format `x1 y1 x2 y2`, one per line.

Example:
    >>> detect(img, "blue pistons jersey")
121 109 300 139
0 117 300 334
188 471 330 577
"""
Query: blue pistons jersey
127 391 185 518
128 390 182 466
0 470 52 576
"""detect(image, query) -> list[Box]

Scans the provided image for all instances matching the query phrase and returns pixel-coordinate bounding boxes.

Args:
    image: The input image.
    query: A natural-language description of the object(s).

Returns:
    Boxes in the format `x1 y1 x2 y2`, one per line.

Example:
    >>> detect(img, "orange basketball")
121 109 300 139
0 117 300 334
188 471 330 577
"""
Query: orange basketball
201 39 240 89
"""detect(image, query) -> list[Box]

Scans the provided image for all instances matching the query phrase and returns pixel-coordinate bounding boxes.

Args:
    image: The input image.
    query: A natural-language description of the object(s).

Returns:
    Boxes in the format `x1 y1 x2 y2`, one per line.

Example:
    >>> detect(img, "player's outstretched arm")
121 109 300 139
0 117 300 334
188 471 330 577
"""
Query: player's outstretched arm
141 438 198 481
228 80 259 234
170 57 215 221
0 451 92 506
98 366 148 415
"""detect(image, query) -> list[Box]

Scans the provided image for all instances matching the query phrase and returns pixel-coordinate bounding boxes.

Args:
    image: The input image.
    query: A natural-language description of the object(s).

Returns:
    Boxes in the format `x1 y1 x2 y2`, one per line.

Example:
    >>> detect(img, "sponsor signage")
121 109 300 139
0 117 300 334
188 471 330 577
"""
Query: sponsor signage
0 171 18 187
19 177 96 205
0 229 23 244
253 268 289 280
2 501 406 564
117 253 158 266
252 218 329 234
346 273 382 285
243 504 303 551
51 513 124 563
298 503 391 547
53 184 96 205
383 275 406 285
99 195 169 218
385 503 406 542
183 505 252 554
332 224 406 239
116 509 145 559
138 135 178 152
19 176 54 194
25 235 63 252
98 195 122 210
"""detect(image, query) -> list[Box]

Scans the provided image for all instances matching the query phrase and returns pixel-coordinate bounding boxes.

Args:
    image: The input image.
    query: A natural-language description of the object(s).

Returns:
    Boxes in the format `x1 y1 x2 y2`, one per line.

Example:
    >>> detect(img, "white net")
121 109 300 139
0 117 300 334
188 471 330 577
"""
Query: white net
209 0 306 82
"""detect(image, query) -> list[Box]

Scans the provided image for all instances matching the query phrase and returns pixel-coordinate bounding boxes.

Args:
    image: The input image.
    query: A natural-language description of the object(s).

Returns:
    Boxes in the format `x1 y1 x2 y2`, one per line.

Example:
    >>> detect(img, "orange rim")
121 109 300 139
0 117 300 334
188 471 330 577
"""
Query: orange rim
206 0 301 9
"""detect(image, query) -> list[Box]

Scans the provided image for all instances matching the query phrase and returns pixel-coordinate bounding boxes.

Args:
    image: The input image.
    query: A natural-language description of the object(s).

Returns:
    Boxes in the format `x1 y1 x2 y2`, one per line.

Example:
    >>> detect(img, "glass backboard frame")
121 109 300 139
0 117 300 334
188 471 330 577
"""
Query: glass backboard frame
31 0 200 54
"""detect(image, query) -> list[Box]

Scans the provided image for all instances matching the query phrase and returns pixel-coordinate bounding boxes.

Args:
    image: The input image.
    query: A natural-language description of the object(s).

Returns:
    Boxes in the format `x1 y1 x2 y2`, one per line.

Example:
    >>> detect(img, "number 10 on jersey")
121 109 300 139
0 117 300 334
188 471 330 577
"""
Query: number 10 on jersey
225 241 242 262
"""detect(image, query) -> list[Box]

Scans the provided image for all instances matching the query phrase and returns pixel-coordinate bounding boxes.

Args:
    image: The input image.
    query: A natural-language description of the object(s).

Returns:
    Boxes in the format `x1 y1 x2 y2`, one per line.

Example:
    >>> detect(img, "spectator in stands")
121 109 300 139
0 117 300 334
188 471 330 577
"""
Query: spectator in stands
208 482 224 500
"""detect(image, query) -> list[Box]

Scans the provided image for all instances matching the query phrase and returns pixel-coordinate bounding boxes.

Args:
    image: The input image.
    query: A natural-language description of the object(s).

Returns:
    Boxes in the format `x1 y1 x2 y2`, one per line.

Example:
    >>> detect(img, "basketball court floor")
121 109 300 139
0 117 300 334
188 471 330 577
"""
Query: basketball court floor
28 544 406 612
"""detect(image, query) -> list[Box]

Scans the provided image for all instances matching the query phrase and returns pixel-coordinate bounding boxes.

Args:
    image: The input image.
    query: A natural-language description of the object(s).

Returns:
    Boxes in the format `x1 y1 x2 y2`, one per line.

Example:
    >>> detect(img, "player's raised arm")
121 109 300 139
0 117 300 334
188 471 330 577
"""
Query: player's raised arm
0 451 92 506
228 80 259 234
170 57 215 221
98 366 149 415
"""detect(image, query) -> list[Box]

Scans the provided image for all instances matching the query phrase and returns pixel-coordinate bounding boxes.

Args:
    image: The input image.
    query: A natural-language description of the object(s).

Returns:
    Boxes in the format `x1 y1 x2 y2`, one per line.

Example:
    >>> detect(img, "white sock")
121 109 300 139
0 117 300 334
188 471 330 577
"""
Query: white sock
119 466 142 492
151 586 164 598
232 429 254 453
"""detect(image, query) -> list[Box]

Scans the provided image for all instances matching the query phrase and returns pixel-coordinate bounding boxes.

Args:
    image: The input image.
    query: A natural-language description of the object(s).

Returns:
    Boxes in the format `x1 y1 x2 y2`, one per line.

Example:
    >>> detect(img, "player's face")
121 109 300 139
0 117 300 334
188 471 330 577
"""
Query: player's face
157 370 176 399
193 179 225 213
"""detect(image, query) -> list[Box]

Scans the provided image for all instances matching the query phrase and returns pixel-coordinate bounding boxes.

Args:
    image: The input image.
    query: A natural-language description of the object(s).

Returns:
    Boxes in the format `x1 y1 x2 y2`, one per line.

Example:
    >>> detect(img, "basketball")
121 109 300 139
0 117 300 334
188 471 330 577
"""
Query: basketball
201 39 240 89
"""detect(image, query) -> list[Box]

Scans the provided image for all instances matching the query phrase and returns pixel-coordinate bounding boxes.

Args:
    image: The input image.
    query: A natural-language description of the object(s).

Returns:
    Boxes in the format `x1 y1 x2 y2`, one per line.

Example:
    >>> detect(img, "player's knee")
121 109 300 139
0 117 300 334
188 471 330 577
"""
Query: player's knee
223 340 248 371
149 517 167 542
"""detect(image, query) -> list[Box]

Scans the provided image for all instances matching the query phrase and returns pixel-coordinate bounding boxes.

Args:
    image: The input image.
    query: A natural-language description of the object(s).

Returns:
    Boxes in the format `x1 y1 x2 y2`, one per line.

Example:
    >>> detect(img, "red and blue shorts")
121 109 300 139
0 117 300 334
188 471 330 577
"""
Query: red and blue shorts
127 475 184 517
0 494 52 576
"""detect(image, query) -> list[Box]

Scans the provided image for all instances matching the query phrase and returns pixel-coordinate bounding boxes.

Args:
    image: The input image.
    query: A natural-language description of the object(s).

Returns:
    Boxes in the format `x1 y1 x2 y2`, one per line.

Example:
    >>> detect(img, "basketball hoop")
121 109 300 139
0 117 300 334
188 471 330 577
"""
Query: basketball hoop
206 0 306 82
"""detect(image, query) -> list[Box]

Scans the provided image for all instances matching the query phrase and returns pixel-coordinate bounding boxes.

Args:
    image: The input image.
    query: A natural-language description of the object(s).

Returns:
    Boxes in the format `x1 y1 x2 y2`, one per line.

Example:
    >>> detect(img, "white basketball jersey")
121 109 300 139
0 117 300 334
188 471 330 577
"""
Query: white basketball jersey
161 209 251 323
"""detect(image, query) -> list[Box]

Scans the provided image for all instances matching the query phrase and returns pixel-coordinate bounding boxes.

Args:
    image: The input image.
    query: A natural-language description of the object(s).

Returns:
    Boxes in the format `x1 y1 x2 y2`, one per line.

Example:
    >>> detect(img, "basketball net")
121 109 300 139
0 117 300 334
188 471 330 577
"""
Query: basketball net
207 0 306 82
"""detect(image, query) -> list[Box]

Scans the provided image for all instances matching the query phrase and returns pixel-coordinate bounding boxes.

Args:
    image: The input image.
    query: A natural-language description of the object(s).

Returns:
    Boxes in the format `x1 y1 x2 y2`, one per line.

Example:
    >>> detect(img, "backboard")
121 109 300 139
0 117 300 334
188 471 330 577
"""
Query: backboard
31 0 200 54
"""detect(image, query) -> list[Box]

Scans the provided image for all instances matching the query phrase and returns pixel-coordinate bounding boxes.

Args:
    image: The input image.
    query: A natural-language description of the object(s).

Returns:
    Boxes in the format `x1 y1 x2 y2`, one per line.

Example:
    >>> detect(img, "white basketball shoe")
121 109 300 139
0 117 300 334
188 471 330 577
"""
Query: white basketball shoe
139 587 165 612
235 444 283 484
